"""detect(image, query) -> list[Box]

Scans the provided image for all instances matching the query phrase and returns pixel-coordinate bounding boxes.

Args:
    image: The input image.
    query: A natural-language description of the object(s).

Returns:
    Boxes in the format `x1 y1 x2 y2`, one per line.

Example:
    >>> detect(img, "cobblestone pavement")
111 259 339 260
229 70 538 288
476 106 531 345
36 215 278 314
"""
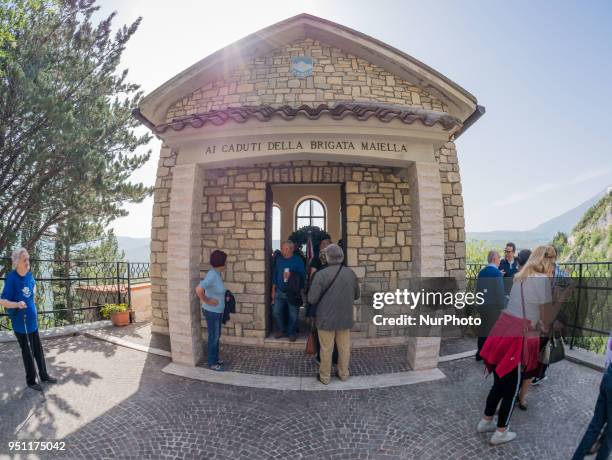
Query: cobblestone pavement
202 337 474 376
0 334 601 459
94 323 476 377
204 343 413 376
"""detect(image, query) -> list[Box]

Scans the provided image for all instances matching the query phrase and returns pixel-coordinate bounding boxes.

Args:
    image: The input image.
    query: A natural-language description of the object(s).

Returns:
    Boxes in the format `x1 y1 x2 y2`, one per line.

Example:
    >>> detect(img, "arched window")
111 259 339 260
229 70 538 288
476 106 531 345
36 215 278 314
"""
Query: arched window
272 204 281 251
295 198 326 230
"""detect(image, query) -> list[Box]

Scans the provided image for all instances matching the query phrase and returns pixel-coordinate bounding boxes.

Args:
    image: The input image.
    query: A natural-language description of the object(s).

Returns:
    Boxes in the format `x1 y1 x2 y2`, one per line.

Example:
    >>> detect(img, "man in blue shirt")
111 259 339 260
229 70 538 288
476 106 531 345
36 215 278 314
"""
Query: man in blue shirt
271 241 306 341
499 242 519 295
475 250 505 360
1 248 56 391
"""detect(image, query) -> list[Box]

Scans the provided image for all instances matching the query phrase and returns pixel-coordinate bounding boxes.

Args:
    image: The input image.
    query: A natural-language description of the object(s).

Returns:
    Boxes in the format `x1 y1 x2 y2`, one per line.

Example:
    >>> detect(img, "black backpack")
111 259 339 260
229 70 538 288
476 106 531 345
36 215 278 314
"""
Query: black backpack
222 290 236 324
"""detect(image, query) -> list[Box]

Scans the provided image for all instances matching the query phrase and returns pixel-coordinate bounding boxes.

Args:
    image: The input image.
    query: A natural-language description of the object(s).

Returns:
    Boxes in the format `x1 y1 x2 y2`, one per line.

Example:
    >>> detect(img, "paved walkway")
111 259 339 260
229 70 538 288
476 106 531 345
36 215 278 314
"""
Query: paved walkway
0 334 602 459
85 322 477 377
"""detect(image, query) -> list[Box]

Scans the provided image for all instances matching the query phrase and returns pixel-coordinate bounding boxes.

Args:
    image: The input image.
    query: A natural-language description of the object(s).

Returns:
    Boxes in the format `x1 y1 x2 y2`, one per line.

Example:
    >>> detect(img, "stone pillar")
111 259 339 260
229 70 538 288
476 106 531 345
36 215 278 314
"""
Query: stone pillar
405 161 445 370
166 163 204 366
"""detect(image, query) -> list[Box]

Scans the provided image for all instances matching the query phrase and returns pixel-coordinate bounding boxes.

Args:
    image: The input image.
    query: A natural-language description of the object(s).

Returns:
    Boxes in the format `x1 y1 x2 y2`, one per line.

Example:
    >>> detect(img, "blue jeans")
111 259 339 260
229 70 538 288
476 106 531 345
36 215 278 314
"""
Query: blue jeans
273 290 299 337
572 365 612 460
204 309 222 367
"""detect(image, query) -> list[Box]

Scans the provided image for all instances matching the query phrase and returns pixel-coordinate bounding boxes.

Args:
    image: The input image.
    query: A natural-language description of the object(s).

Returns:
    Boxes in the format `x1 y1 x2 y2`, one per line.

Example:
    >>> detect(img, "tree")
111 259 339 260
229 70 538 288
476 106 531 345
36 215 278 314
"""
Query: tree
50 220 124 324
0 0 151 257
551 231 568 259
466 240 502 265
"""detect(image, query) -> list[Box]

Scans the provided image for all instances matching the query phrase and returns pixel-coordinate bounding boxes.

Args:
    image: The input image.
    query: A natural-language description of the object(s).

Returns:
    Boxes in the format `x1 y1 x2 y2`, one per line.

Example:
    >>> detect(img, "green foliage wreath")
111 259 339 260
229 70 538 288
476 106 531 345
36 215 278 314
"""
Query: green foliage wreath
288 226 331 250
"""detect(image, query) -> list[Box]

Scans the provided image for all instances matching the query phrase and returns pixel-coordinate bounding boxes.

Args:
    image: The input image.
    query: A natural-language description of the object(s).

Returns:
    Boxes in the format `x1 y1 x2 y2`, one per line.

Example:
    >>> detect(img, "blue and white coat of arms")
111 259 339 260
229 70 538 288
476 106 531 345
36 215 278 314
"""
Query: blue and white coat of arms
291 56 313 78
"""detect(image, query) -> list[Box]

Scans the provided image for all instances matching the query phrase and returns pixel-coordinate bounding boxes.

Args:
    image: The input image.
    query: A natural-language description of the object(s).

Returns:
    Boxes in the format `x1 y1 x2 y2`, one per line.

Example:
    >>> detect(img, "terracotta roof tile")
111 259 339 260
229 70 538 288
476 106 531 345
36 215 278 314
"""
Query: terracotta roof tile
154 103 462 134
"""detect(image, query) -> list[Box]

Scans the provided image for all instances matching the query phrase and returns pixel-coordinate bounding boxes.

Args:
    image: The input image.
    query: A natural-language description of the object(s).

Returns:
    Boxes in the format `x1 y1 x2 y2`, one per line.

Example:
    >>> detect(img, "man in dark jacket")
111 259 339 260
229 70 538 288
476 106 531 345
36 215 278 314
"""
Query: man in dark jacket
476 250 506 360
307 244 359 384
499 242 519 295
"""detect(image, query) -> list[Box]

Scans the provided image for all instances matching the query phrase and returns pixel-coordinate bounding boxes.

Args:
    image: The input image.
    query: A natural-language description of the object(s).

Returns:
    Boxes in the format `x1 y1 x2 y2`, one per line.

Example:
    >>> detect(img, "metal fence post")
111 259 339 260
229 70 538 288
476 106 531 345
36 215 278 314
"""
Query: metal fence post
569 263 583 350
127 262 132 310
116 261 122 305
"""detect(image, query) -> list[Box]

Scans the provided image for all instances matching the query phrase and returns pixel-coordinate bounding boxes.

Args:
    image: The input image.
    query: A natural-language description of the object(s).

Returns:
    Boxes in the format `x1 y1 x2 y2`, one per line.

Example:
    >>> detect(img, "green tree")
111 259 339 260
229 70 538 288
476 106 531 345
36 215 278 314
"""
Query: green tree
466 240 502 265
0 0 151 258
50 220 124 324
551 231 568 258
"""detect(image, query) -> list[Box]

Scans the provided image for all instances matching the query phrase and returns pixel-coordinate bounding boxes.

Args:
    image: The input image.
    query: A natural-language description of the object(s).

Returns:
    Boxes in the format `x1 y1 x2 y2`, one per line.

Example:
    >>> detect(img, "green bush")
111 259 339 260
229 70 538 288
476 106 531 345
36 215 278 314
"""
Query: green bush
100 303 128 319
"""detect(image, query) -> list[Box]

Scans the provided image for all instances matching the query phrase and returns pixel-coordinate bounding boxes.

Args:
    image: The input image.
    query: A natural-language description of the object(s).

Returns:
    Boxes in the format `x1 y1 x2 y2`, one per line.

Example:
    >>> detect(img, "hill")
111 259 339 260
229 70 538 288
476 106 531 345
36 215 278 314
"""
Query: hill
560 192 612 262
467 188 608 249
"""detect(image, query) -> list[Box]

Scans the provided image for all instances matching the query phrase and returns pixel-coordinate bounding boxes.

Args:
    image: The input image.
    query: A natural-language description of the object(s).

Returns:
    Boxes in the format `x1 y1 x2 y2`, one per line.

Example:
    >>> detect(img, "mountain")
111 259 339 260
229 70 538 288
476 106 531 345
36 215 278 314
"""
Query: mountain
467 188 609 249
117 236 150 263
532 190 605 236
561 192 612 262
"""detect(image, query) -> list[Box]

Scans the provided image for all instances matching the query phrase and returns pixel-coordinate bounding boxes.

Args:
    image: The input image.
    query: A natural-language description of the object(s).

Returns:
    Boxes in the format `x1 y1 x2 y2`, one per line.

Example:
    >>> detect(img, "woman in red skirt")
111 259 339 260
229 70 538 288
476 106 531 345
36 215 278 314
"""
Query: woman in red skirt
476 245 559 445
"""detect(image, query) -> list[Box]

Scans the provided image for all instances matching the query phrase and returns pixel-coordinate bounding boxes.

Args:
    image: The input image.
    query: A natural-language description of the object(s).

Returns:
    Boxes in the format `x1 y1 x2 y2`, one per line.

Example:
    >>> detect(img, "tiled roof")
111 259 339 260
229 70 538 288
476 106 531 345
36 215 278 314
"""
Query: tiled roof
153 103 462 134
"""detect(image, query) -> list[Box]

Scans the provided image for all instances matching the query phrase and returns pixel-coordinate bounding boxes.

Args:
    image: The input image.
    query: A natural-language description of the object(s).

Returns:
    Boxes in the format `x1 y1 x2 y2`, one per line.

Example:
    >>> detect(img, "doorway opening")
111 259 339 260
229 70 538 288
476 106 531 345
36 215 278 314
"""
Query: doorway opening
265 183 347 341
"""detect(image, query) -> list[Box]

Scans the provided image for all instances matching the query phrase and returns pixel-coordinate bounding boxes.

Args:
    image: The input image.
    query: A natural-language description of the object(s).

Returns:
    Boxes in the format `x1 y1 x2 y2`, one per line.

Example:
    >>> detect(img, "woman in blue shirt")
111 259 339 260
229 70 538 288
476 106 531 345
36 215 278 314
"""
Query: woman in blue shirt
0 248 56 391
195 250 227 371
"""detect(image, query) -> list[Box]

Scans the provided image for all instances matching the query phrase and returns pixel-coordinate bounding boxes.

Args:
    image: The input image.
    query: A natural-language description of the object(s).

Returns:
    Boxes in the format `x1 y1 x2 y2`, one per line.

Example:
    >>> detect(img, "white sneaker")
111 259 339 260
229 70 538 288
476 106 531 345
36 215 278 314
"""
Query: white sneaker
476 418 497 433
490 430 517 445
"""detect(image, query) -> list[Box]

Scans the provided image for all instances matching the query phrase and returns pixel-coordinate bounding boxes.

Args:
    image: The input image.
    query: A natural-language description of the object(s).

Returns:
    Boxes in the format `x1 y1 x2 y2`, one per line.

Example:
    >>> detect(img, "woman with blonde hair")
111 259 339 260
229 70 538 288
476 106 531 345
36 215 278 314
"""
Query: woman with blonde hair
476 245 559 445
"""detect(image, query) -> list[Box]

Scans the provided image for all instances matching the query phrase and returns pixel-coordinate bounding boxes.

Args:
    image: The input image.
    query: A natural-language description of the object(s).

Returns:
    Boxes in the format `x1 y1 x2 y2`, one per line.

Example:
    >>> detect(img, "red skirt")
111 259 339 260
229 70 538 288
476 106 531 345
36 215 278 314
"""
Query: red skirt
480 312 541 378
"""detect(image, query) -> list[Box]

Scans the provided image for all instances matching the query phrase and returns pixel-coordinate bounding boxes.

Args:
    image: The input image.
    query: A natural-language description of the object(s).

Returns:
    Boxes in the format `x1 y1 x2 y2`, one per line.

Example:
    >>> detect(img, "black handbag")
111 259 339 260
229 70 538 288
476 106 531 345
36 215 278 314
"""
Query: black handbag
538 327 565 365
546 334 565 364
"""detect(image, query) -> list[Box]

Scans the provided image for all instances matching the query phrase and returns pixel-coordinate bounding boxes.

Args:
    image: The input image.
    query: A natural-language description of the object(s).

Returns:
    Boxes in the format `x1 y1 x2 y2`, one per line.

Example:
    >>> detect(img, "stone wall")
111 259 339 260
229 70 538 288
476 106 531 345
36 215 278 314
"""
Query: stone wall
166 38 448 121
437 141 466 279
149 146 467 338
199 161 412 341
150 145 176 334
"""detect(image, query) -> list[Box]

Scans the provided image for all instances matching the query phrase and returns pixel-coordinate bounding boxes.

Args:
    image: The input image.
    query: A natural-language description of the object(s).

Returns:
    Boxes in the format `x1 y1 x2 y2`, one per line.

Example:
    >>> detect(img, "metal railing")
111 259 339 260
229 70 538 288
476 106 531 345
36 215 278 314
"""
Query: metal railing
466 262 612 351
0 259 150 331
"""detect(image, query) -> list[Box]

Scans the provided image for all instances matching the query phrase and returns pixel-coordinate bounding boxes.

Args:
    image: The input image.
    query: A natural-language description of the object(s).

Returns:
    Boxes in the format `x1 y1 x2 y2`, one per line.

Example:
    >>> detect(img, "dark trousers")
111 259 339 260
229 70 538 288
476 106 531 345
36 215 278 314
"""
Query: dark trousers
484 366 521 428
14 330 49 386
477 336 487 354
572 365 612 460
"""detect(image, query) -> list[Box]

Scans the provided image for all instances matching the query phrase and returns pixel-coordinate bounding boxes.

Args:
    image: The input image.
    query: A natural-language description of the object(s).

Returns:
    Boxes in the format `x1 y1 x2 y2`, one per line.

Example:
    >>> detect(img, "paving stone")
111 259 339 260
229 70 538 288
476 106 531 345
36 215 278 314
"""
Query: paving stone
0 335 601 459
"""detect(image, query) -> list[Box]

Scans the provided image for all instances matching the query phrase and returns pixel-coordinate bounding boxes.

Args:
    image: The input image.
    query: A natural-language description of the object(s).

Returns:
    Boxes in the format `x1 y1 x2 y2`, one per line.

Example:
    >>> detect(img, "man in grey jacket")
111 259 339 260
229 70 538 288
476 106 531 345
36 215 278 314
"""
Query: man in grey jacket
307 244 360 384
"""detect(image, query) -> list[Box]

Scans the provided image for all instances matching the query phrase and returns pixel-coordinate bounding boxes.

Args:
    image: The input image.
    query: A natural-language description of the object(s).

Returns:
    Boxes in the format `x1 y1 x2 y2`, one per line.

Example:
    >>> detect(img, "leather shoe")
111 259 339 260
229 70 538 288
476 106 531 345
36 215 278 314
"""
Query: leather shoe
274 331 284 339
42 376 57 384
28 383 43 392
335 371 349 382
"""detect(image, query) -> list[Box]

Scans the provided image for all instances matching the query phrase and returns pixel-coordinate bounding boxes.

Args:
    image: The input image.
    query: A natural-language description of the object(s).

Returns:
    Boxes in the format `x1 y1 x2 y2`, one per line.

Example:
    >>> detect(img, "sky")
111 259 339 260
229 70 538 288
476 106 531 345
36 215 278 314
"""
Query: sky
98 0 612 237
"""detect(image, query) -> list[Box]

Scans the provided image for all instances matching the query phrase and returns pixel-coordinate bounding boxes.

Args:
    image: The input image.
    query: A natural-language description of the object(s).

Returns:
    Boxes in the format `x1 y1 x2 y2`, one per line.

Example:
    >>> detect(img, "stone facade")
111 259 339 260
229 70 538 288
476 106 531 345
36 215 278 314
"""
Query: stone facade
149 40 467 344
437 142 466 279
166 38 448 121
150 153 466 343
200 161 412 341
150 145 176 334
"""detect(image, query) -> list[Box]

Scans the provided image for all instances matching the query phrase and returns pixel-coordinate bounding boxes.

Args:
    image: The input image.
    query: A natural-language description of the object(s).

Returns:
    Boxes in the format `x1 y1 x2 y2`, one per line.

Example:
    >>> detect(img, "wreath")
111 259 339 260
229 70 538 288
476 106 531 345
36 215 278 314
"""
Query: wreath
288 226 331 252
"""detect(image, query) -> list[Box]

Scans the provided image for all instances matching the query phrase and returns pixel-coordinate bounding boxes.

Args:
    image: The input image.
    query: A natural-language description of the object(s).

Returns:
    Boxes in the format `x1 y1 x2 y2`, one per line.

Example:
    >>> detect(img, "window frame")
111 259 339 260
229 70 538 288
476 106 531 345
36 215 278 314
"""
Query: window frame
294 196 327 230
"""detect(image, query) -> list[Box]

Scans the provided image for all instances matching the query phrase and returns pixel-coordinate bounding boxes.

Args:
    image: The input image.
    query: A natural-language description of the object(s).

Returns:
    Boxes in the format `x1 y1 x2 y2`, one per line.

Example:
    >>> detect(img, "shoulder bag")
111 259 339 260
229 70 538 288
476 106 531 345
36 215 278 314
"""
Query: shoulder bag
540 333 565 365
305 266 343 355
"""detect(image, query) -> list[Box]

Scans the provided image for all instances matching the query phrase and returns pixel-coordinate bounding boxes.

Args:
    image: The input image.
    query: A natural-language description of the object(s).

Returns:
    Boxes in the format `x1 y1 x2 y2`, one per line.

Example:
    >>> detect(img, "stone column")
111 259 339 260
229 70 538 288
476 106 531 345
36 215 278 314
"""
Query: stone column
166 163 204 366
405 161 445 370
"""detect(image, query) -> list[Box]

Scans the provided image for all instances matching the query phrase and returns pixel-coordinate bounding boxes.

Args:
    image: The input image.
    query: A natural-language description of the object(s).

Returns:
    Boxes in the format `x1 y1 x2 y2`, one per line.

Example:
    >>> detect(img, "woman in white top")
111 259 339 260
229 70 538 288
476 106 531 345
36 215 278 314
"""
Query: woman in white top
477 245 560 446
